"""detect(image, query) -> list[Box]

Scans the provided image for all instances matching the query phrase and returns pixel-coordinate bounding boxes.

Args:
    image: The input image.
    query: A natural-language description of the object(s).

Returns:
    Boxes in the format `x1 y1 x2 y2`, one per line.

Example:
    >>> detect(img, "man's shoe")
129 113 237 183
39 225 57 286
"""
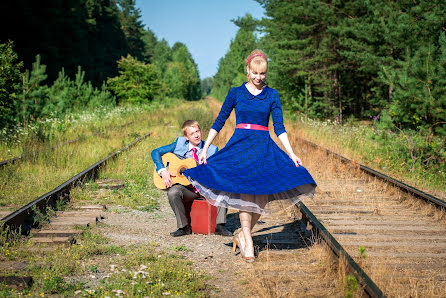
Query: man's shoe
170 225 192 237
214 224 232 236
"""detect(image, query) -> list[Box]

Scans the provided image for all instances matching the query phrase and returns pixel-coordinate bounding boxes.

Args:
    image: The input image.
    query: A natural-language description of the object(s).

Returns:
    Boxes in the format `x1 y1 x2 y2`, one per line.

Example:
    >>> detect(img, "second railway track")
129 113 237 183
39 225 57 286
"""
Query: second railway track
294 134 446 297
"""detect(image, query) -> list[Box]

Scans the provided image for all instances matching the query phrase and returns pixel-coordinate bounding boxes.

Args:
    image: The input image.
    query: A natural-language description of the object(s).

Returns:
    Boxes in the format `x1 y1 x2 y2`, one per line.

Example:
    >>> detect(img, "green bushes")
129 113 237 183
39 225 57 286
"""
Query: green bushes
9 54 116 127
368 124 445 180
46 67 115 116
107 55 164 104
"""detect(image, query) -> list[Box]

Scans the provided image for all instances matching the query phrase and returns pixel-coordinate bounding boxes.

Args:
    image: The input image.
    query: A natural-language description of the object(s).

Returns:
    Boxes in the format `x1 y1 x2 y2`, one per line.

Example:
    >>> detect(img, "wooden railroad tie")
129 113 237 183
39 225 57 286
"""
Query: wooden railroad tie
29 204 106 246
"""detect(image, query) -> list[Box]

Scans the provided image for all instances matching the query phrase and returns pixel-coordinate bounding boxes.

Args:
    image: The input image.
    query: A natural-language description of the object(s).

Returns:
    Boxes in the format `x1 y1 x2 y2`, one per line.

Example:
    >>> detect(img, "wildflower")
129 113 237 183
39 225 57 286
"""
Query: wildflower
111 289 125 296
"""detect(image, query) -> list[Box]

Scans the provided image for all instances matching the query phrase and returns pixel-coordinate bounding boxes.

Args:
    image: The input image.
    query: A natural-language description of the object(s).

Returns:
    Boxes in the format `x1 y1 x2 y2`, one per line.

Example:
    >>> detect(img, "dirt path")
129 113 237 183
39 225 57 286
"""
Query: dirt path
96 194 342 297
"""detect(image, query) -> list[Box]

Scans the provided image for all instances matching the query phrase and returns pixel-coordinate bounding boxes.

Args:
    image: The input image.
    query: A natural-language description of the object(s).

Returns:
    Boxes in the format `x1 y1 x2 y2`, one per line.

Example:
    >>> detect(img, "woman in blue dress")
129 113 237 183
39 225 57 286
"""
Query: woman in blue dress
184 49 316 262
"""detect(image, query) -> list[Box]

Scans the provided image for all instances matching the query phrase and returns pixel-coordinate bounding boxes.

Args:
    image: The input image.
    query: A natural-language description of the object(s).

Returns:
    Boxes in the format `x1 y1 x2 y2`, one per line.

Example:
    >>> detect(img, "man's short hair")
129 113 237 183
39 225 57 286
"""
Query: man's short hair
182 120 200 136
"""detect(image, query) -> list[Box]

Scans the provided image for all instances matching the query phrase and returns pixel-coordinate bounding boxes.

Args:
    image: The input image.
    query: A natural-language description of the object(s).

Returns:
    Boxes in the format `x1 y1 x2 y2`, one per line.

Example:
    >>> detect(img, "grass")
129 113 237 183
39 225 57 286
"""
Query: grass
0 230 207 297
0 122 148 208
0 97 181 161
0 105 138 160
241 241 344 297
171 245 192 252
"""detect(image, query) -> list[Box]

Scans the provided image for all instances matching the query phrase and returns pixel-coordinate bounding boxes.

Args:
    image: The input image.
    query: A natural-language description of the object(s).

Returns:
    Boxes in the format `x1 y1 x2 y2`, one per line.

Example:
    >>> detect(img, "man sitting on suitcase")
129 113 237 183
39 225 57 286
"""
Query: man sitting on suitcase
151 120 232 237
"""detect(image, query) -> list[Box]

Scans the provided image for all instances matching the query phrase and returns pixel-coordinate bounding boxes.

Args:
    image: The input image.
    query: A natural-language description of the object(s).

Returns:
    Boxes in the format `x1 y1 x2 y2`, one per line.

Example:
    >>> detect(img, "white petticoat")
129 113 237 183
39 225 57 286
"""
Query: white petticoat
189 178 315 214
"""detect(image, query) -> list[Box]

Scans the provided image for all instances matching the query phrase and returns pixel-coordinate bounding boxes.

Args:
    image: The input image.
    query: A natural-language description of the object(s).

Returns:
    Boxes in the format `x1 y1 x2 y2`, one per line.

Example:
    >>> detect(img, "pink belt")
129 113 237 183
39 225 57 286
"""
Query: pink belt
236 123 269 131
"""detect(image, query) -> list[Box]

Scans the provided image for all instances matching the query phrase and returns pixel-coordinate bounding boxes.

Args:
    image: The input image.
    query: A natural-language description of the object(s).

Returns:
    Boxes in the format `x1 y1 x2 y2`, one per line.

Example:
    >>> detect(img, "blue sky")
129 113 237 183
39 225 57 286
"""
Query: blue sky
135 0 265 79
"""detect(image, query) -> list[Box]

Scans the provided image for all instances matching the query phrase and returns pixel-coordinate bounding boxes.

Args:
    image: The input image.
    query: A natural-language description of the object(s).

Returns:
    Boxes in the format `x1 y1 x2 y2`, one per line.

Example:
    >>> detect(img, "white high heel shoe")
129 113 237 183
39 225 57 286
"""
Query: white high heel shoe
232 233 245 257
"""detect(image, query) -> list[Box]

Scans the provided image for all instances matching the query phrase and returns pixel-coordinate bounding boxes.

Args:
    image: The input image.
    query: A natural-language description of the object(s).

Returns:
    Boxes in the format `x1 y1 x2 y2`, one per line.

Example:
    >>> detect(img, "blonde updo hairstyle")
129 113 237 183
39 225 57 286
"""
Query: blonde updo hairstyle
245 49 268 75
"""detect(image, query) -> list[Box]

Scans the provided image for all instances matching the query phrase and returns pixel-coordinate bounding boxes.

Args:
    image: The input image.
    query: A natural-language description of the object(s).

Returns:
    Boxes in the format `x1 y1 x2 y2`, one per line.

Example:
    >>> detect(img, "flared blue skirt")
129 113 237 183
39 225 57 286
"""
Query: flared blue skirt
184 128 317 214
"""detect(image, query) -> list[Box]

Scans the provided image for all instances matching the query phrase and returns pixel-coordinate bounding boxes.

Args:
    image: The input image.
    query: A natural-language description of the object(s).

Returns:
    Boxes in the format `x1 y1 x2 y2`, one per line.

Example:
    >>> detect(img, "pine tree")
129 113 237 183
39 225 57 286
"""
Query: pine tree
84 0 128 85
17 55 49 124
142 27 158 63
201 77 213 96
258 0 342 118
0 41 23 128
116 0 146 61
256 0 446 122
45 66 115 116
1 0 91 85
387 33 446 136
169 43 201 100
153 39 173 75
212 14 258 100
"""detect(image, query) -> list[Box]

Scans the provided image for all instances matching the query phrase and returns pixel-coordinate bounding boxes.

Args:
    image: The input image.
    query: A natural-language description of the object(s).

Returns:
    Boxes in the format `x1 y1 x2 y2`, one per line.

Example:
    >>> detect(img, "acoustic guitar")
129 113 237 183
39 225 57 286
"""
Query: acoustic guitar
153 153 197 190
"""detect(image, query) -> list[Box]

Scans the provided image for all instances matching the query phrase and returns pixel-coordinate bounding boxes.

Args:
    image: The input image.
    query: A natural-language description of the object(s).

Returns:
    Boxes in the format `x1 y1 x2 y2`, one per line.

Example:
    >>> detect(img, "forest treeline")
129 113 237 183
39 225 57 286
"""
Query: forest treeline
212 0 445 137
0 0 201 129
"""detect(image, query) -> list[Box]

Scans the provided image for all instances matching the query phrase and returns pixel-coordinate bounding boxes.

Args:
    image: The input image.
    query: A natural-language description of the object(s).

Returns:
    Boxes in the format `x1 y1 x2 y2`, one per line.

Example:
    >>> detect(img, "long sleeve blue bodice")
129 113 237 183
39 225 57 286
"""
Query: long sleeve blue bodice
211 83 287 137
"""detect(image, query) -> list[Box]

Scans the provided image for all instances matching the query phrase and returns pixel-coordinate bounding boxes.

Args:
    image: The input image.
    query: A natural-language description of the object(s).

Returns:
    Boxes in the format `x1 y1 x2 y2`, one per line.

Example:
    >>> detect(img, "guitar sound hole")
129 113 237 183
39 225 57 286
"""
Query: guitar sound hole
179 167 186 175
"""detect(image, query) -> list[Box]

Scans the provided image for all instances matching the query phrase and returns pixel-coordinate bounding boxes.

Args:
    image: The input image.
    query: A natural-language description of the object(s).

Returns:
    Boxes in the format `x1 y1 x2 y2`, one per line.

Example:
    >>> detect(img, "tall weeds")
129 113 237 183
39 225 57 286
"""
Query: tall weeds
289 114 445 194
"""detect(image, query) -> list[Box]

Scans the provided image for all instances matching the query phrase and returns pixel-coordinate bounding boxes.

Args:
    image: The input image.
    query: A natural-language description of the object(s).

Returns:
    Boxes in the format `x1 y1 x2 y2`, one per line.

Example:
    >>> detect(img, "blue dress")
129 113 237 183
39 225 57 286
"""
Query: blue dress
184 83 317 214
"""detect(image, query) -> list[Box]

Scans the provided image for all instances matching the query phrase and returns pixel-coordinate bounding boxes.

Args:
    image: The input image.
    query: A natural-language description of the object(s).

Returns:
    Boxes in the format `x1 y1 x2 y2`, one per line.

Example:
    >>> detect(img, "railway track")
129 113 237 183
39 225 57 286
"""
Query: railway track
0 131 152 290
207 96 446 297
292 131 446 297
1 131 151 234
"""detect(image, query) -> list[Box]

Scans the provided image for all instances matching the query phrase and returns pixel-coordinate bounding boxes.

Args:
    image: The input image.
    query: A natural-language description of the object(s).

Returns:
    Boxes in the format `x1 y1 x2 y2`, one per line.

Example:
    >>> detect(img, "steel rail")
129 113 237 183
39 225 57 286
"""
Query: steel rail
1 131 151 234
0 156 21 168
297 202 385 298
299 138 446 210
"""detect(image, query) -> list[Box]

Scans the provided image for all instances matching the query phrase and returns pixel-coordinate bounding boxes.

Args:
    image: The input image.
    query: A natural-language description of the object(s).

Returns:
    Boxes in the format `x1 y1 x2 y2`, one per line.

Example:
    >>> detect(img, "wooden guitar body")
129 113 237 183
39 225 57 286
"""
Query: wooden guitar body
153 153 197 190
